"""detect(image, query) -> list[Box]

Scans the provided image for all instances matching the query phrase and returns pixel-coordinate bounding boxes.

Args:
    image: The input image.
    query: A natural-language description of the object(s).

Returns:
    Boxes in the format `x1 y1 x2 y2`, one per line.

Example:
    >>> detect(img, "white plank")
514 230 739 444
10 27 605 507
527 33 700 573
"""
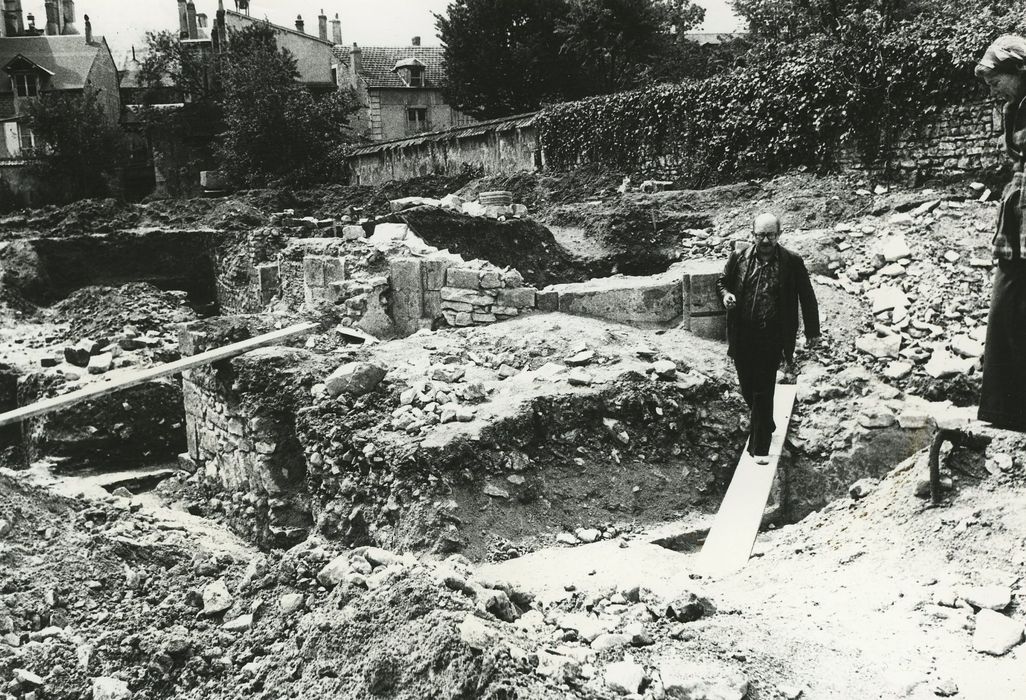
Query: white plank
696 384 798 577
0 322 318 429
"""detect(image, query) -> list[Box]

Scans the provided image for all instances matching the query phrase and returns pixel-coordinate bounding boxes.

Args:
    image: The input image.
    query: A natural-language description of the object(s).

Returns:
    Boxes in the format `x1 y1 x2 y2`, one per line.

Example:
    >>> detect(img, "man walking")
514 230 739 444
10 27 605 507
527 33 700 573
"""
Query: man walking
717 213 821 464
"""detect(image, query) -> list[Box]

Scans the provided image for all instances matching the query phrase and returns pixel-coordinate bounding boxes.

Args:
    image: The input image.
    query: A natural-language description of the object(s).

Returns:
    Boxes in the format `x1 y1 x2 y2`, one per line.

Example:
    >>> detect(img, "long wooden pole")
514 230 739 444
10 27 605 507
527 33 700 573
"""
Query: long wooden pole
0 322 319 429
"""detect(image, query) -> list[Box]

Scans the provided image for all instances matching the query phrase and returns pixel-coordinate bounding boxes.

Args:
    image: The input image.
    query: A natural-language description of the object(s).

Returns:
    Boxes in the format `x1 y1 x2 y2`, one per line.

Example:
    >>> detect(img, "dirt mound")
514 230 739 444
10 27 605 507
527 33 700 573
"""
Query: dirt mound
49 283 198 342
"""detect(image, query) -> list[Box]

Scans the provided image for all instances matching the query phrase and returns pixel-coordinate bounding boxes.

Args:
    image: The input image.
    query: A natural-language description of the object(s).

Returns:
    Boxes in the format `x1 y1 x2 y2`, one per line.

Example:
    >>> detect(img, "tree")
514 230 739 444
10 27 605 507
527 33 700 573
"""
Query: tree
217 23 358 186
436 0 576 119
24 89 125 201
436 0 706 119
557 0 705 94
139 30 218 104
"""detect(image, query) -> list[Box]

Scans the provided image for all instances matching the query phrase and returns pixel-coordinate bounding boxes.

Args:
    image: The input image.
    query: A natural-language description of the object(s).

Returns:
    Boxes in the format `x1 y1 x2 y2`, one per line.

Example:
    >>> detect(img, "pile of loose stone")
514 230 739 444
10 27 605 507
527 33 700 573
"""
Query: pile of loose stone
823 197 993 386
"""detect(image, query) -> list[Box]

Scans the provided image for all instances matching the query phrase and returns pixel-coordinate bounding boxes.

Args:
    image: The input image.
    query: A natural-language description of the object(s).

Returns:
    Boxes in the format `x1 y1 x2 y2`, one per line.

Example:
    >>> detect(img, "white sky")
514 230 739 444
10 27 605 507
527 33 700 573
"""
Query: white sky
33 0 743 61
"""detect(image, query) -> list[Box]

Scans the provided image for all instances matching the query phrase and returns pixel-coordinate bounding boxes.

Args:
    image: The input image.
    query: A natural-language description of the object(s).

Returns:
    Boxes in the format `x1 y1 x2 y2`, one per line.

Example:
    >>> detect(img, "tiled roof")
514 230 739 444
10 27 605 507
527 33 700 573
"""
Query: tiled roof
333 44 445 88
0 35 107 93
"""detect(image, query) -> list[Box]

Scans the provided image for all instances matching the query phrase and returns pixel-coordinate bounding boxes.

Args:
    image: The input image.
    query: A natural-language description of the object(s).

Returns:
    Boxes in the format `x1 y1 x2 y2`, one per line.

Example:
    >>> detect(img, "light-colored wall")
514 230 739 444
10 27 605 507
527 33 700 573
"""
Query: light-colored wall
350 123 539 185
371 87 474 141
224 12 334 88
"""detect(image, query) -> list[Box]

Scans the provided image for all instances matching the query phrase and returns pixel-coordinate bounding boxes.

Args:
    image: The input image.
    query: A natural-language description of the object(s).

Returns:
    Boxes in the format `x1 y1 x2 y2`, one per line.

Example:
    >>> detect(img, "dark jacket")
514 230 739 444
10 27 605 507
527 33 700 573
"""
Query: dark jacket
716 244 820 362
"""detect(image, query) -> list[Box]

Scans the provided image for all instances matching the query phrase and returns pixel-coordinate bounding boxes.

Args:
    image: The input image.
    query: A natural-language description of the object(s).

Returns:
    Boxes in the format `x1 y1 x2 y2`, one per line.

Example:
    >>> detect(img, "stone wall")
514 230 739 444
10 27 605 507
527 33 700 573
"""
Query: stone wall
389 253 539 334
179 320 319 547
349 114 539 186
542 260 726 338
844 100 1003 176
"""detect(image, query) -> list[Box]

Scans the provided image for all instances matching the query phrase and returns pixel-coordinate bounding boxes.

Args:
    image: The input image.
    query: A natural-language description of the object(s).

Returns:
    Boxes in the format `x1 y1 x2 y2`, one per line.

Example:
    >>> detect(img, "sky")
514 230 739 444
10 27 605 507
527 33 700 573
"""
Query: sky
37 0 743 62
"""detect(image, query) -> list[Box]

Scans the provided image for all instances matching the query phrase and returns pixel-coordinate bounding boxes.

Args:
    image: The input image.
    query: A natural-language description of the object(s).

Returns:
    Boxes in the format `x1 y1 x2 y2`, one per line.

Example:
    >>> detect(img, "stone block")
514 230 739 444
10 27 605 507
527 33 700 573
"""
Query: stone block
423 290 443 319
684 272 722 315
497 287 536 308
491 305 520 317
480 271 503 289
421 257 453 291
688 313 727 341
440 287 496 306
446 267 481 289
451 312 474 326
551 271 683 326
535 289 559 312
472 312 497 323
321 256 345 285
389 258 425 337
441 300 474 313
303 256 325 287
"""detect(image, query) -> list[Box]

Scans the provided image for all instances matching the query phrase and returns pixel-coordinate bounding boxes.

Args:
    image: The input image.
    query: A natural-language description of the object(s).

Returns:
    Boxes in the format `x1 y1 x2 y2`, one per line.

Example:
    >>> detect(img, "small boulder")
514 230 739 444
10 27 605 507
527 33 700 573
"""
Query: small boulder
316 555 351 588
605 660 646 695
201 579 233 616
962 585 1012 611
972 609 1024 655
92 676 131 700
459 614 498 650
324 362 386 398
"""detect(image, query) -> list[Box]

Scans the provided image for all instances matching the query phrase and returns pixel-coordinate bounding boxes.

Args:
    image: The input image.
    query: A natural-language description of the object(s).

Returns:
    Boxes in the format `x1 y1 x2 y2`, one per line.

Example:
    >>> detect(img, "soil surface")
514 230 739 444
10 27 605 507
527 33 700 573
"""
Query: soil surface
1 168 1024 699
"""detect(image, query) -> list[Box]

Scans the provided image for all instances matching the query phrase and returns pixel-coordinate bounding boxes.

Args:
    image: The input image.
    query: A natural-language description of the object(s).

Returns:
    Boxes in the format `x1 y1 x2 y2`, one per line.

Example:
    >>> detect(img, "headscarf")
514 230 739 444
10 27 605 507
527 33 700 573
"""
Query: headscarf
977 35 1026 77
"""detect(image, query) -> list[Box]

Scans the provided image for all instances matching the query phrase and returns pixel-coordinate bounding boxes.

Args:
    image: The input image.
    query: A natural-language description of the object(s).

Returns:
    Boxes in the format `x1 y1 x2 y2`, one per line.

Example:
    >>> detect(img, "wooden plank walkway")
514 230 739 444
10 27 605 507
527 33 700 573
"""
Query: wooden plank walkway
0 322 319 429
696 384 798 577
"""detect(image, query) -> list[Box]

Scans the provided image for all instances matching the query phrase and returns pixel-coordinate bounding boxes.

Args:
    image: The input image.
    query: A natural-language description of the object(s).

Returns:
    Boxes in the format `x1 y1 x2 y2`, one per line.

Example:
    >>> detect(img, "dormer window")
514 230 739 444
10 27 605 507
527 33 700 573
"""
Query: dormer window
393 57 426 88
4 55 52 98
13 74 37 97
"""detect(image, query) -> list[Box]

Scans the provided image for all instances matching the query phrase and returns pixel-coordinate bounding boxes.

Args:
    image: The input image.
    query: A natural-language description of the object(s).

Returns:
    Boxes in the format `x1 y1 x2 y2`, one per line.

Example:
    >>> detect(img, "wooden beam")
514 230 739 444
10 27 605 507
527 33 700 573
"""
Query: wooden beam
0 322 319 429
696 384 798 577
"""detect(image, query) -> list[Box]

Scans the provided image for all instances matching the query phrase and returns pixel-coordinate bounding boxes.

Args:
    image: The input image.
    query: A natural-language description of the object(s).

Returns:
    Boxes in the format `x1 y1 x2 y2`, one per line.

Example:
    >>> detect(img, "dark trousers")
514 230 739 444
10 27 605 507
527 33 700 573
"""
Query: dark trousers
732 330 783 456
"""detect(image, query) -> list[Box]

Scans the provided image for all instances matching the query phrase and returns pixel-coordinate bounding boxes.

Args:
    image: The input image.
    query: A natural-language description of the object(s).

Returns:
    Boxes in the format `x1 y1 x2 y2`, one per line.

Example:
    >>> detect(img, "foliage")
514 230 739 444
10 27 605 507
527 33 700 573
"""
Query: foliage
538 0 1026 184
24 89 125 201
436 0 706 119
436 0 576 119
217 24 358 186
556 0 705 95
139 30 217 103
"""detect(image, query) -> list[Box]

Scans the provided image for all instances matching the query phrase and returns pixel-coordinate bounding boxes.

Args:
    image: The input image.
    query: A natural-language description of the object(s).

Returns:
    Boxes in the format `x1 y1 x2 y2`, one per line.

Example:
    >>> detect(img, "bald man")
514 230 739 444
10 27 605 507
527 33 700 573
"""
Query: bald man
716 214 821 464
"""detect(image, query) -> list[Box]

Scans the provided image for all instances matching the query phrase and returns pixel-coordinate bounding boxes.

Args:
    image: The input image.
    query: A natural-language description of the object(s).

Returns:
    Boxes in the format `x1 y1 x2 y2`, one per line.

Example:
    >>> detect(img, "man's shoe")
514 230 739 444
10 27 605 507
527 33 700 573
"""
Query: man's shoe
754 455 770 465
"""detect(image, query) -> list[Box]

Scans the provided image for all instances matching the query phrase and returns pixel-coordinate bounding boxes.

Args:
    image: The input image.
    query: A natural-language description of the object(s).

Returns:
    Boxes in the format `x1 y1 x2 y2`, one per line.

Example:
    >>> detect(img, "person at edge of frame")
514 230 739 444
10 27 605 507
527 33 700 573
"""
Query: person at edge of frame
716 213 821 465
975 35 1026 433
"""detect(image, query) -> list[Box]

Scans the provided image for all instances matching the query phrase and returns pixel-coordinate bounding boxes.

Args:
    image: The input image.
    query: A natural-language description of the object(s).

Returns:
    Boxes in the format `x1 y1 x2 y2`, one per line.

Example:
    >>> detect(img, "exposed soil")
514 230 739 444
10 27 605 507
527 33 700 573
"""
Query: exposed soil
0 166 1024 700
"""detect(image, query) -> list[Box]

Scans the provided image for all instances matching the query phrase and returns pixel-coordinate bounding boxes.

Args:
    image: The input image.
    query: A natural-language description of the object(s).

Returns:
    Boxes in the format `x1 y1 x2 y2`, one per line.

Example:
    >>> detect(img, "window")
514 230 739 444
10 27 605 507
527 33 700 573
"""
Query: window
407 107 428 133
12 74 37 97
408 67 424 87
18 124 36 154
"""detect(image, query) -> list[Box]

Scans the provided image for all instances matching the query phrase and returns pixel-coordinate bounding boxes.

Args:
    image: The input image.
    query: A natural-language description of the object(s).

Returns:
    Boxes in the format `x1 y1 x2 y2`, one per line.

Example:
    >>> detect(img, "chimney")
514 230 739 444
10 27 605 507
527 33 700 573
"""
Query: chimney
5 0 24 36
177 0 187 38
331 13 341 44
25 12 33 32
84 13 91 44
60 0 77 35
411 36 420 46
317 10 327 41
295 14 304 33
197 12 207 29
43 0 57 35
350 42 362 74
186 1 198 39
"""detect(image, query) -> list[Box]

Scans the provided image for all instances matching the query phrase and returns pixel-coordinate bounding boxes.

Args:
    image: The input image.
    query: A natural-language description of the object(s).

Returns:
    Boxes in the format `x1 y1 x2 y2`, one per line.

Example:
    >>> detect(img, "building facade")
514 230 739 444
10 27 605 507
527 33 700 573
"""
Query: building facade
0 1 118 203
334 37 476 142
